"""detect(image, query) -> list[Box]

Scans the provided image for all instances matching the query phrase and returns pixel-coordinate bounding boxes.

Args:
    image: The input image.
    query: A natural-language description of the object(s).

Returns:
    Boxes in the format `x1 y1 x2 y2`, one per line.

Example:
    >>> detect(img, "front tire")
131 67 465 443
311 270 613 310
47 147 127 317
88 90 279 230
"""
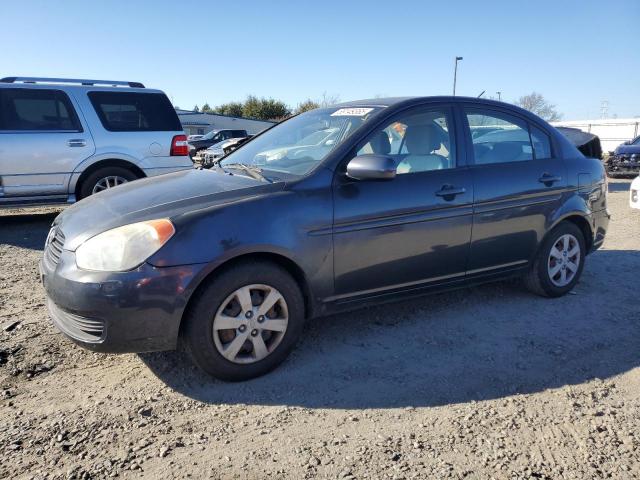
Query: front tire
524 222 586 297
182 261 305 381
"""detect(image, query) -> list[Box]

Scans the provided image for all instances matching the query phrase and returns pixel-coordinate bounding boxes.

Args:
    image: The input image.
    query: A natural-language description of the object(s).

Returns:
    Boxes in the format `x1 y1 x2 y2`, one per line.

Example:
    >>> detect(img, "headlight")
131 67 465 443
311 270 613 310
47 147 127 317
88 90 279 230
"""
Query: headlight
75 219 175 271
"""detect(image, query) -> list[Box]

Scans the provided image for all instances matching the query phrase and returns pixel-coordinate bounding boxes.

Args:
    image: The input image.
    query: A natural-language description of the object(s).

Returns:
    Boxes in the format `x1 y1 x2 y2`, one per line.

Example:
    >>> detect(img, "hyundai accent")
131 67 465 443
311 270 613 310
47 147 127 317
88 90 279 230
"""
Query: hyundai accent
41 97 610 381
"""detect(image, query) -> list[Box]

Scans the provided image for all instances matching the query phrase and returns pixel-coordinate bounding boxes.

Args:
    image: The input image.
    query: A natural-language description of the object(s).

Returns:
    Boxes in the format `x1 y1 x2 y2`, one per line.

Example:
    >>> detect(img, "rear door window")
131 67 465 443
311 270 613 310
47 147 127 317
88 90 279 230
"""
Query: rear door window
0 88 82 132
529 125 552 159
88 91 182 132
466 109 533 164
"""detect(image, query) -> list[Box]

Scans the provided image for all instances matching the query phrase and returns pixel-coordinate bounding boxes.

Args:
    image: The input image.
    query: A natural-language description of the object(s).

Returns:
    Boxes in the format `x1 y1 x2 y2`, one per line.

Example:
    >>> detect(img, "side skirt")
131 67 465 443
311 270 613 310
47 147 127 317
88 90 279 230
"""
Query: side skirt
316 265 529 318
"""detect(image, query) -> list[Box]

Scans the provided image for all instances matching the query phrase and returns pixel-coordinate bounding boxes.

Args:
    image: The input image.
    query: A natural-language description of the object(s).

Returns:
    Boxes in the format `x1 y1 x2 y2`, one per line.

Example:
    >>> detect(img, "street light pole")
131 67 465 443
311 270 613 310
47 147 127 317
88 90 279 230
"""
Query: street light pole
496 91 502 101
453 56 463 96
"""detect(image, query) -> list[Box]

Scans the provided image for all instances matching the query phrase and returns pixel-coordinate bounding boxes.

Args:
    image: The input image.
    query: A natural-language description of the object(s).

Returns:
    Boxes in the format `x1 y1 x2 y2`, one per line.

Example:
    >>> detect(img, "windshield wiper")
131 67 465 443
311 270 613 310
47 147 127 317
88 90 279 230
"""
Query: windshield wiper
221 163 271 183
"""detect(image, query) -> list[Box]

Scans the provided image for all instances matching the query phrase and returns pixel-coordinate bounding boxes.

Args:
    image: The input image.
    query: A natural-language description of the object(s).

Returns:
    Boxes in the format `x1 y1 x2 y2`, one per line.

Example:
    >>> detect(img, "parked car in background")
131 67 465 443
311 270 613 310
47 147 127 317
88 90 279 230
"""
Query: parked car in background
200 139 230 166
607 135 640 177
631 175 640 210
223 135 253 155
41 96 609 381
0 77 192 207
202 136 254 166
188 129 248 160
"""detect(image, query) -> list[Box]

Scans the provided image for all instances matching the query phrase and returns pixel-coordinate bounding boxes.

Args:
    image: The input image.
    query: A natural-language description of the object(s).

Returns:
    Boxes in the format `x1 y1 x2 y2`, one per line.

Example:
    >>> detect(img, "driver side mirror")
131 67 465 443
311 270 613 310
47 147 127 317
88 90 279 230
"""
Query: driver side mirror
346 154 397 181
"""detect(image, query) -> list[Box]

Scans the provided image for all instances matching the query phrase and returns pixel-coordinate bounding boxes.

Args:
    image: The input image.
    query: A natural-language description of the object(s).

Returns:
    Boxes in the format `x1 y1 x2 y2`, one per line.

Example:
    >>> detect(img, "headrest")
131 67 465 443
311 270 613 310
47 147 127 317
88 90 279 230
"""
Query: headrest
405 124 441 154
369 131 391 155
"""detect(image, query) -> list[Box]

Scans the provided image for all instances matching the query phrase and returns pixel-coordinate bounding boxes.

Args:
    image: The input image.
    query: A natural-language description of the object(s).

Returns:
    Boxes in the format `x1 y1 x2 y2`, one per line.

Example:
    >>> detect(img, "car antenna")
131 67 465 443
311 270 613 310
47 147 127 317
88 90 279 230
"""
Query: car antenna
477 90 486 98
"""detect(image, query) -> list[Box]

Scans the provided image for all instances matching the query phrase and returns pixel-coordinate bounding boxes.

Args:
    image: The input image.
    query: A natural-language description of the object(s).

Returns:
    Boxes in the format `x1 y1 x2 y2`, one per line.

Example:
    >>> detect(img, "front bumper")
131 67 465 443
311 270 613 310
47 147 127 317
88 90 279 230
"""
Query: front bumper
40 249 208 353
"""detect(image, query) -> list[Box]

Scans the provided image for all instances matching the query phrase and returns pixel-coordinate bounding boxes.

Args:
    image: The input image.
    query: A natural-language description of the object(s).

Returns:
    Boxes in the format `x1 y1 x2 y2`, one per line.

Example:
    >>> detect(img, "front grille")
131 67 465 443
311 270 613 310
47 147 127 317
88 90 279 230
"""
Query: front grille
47 299 105 343
44 227 65 269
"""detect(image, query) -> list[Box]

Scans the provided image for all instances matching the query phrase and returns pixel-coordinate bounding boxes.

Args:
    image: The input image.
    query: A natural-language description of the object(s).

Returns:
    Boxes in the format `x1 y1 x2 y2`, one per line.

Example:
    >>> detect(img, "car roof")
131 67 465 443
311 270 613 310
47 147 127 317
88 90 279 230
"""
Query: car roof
0 82 163 95
336 96 556 132
336 96 525 110
0 78 163 94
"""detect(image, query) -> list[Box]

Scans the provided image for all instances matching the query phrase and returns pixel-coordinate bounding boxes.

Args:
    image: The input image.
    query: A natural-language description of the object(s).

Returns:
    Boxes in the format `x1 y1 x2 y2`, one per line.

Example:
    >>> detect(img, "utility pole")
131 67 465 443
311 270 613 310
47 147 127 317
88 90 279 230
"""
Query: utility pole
496 91 502 101
453 56 463 96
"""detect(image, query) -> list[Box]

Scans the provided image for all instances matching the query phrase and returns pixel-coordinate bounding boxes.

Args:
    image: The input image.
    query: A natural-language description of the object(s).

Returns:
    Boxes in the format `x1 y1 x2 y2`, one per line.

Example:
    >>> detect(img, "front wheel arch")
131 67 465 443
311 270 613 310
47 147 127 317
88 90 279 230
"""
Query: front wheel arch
179 252 314 341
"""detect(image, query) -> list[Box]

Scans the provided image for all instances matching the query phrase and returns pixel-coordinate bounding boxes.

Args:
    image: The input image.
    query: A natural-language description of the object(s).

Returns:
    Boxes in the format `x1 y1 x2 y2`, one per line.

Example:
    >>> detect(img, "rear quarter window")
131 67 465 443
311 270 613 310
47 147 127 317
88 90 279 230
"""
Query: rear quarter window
88 91 182 132
0 88 82 132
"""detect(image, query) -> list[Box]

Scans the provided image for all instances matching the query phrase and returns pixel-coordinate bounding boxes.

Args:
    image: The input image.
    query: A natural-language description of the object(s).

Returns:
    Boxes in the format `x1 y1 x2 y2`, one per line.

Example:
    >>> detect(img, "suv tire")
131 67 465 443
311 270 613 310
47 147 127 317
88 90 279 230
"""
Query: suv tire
79 166 138 199
182 261 305 381
524 222 586 297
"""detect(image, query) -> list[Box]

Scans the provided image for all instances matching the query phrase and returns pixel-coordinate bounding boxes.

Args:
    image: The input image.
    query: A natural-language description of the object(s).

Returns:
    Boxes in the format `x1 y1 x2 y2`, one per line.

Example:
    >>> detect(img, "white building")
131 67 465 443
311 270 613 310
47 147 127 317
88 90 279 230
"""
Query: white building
176 109 275 137
552 118 640 153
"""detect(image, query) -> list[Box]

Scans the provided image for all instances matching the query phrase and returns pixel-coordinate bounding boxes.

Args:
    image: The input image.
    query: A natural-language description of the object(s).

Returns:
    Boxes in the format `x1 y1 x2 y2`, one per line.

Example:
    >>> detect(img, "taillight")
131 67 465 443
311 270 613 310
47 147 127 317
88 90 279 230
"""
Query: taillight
170 135 189 156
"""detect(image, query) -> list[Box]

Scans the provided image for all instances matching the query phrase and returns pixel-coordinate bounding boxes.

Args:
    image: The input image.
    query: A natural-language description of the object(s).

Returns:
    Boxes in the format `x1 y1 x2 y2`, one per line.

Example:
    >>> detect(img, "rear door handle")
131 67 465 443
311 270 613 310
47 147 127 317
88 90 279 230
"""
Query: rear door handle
435 185 466 199
67 139 87 147
538 173 561 185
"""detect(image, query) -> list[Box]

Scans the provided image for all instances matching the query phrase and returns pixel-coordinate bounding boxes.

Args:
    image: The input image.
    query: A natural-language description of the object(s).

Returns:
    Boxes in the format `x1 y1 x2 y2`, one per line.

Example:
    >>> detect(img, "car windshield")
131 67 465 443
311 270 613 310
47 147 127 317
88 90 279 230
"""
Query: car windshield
632 136 640 145
201 130 219 140
296 128 339 146
220 107 383 178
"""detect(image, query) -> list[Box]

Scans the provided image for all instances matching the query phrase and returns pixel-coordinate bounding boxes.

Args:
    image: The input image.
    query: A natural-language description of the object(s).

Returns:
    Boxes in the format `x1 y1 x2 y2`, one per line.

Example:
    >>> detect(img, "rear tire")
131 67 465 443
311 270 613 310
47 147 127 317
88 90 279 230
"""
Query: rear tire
182 261 305 381
524 222 586 297
78 166 138 199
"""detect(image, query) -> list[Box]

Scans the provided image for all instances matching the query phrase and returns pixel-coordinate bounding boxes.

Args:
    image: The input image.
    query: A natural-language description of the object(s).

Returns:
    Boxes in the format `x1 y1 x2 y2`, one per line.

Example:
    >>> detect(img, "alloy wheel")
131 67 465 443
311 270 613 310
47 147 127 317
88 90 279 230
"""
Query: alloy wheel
92 175 129 194
212 284 289 364
547 233 581 287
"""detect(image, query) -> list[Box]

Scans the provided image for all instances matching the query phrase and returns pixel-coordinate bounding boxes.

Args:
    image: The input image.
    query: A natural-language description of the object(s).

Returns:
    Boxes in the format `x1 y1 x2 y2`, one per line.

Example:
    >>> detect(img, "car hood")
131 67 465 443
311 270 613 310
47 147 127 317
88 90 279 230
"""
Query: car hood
55 169 283 251
188 140 209 149
615 144 640 155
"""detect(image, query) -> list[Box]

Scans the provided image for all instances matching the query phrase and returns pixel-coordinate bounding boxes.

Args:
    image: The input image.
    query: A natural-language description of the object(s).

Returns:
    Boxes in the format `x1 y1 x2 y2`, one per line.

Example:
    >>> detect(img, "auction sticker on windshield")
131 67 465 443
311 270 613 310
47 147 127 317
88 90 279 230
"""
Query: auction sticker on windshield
331 108 374 117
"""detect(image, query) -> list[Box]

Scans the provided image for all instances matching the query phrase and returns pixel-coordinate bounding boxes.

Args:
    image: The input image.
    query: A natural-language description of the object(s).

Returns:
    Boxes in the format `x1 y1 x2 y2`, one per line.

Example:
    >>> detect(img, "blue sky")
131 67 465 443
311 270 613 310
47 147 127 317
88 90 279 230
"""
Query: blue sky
1 0 638 119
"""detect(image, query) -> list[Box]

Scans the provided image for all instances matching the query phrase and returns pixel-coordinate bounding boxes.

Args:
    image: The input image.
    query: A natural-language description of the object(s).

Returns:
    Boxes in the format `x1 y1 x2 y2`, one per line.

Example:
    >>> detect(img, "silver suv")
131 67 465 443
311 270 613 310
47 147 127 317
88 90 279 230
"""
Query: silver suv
0 77 193 207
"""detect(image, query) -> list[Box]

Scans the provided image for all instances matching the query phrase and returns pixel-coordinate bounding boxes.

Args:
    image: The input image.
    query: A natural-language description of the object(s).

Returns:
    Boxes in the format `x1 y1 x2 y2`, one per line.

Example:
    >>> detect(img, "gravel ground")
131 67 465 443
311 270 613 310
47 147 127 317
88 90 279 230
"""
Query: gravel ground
1 179 639 480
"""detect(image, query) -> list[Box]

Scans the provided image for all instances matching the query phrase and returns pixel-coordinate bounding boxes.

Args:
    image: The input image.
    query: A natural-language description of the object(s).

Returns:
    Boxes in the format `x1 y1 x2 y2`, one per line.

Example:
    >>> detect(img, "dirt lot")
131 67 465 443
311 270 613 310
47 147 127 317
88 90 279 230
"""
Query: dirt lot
1 179 639 480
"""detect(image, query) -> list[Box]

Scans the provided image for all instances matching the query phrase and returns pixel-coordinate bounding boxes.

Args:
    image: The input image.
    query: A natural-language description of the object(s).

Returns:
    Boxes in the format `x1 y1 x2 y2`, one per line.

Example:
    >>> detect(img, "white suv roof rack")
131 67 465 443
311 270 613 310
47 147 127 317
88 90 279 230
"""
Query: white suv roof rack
0 77 145 88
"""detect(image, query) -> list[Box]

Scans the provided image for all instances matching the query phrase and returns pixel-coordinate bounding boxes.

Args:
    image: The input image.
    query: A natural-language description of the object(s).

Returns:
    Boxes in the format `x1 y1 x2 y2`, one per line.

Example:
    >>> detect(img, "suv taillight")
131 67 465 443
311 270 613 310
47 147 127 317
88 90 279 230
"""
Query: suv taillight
170 135 189 156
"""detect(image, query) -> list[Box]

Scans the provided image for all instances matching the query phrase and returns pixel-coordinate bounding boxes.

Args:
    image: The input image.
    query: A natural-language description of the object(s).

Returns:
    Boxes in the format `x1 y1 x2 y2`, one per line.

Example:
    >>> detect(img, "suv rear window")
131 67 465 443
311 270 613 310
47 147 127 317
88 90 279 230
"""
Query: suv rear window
88 91 182 132
0 88 82 132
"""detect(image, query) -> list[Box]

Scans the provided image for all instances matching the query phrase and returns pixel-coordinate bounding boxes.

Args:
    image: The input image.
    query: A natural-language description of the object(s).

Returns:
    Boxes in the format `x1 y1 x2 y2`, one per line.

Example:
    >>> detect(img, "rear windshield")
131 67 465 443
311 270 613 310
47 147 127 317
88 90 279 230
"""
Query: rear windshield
88 91 182 132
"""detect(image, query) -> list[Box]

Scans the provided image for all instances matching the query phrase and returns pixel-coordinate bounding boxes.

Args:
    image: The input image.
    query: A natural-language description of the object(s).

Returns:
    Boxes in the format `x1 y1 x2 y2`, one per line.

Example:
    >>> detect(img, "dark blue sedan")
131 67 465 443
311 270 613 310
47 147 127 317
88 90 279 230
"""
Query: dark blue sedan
41 97 610 381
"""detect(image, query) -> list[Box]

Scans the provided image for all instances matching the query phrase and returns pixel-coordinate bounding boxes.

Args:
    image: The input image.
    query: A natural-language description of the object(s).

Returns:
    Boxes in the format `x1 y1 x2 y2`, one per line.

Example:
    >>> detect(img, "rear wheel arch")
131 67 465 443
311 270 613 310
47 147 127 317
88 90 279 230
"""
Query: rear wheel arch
75 159 145 199
552 214 593 253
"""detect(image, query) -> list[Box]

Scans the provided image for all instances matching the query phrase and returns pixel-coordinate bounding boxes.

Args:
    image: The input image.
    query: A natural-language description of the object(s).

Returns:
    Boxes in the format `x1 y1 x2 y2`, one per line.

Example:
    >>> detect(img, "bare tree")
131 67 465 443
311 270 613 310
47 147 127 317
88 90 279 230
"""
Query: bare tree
515 92 562 121
319 92 340 108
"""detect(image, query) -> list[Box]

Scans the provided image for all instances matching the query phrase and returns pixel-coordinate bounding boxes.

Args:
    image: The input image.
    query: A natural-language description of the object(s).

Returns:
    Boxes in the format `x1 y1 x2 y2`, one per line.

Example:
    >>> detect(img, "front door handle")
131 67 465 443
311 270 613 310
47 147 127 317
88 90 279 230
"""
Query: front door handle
435 185 466 200
67 139 87 147
538 173 561 186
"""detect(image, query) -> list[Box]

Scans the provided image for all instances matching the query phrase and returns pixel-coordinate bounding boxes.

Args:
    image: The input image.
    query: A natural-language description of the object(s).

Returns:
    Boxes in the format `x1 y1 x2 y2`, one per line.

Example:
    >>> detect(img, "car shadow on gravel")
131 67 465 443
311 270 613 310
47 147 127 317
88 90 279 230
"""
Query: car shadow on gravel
141 249 640 409
0 212 58 250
